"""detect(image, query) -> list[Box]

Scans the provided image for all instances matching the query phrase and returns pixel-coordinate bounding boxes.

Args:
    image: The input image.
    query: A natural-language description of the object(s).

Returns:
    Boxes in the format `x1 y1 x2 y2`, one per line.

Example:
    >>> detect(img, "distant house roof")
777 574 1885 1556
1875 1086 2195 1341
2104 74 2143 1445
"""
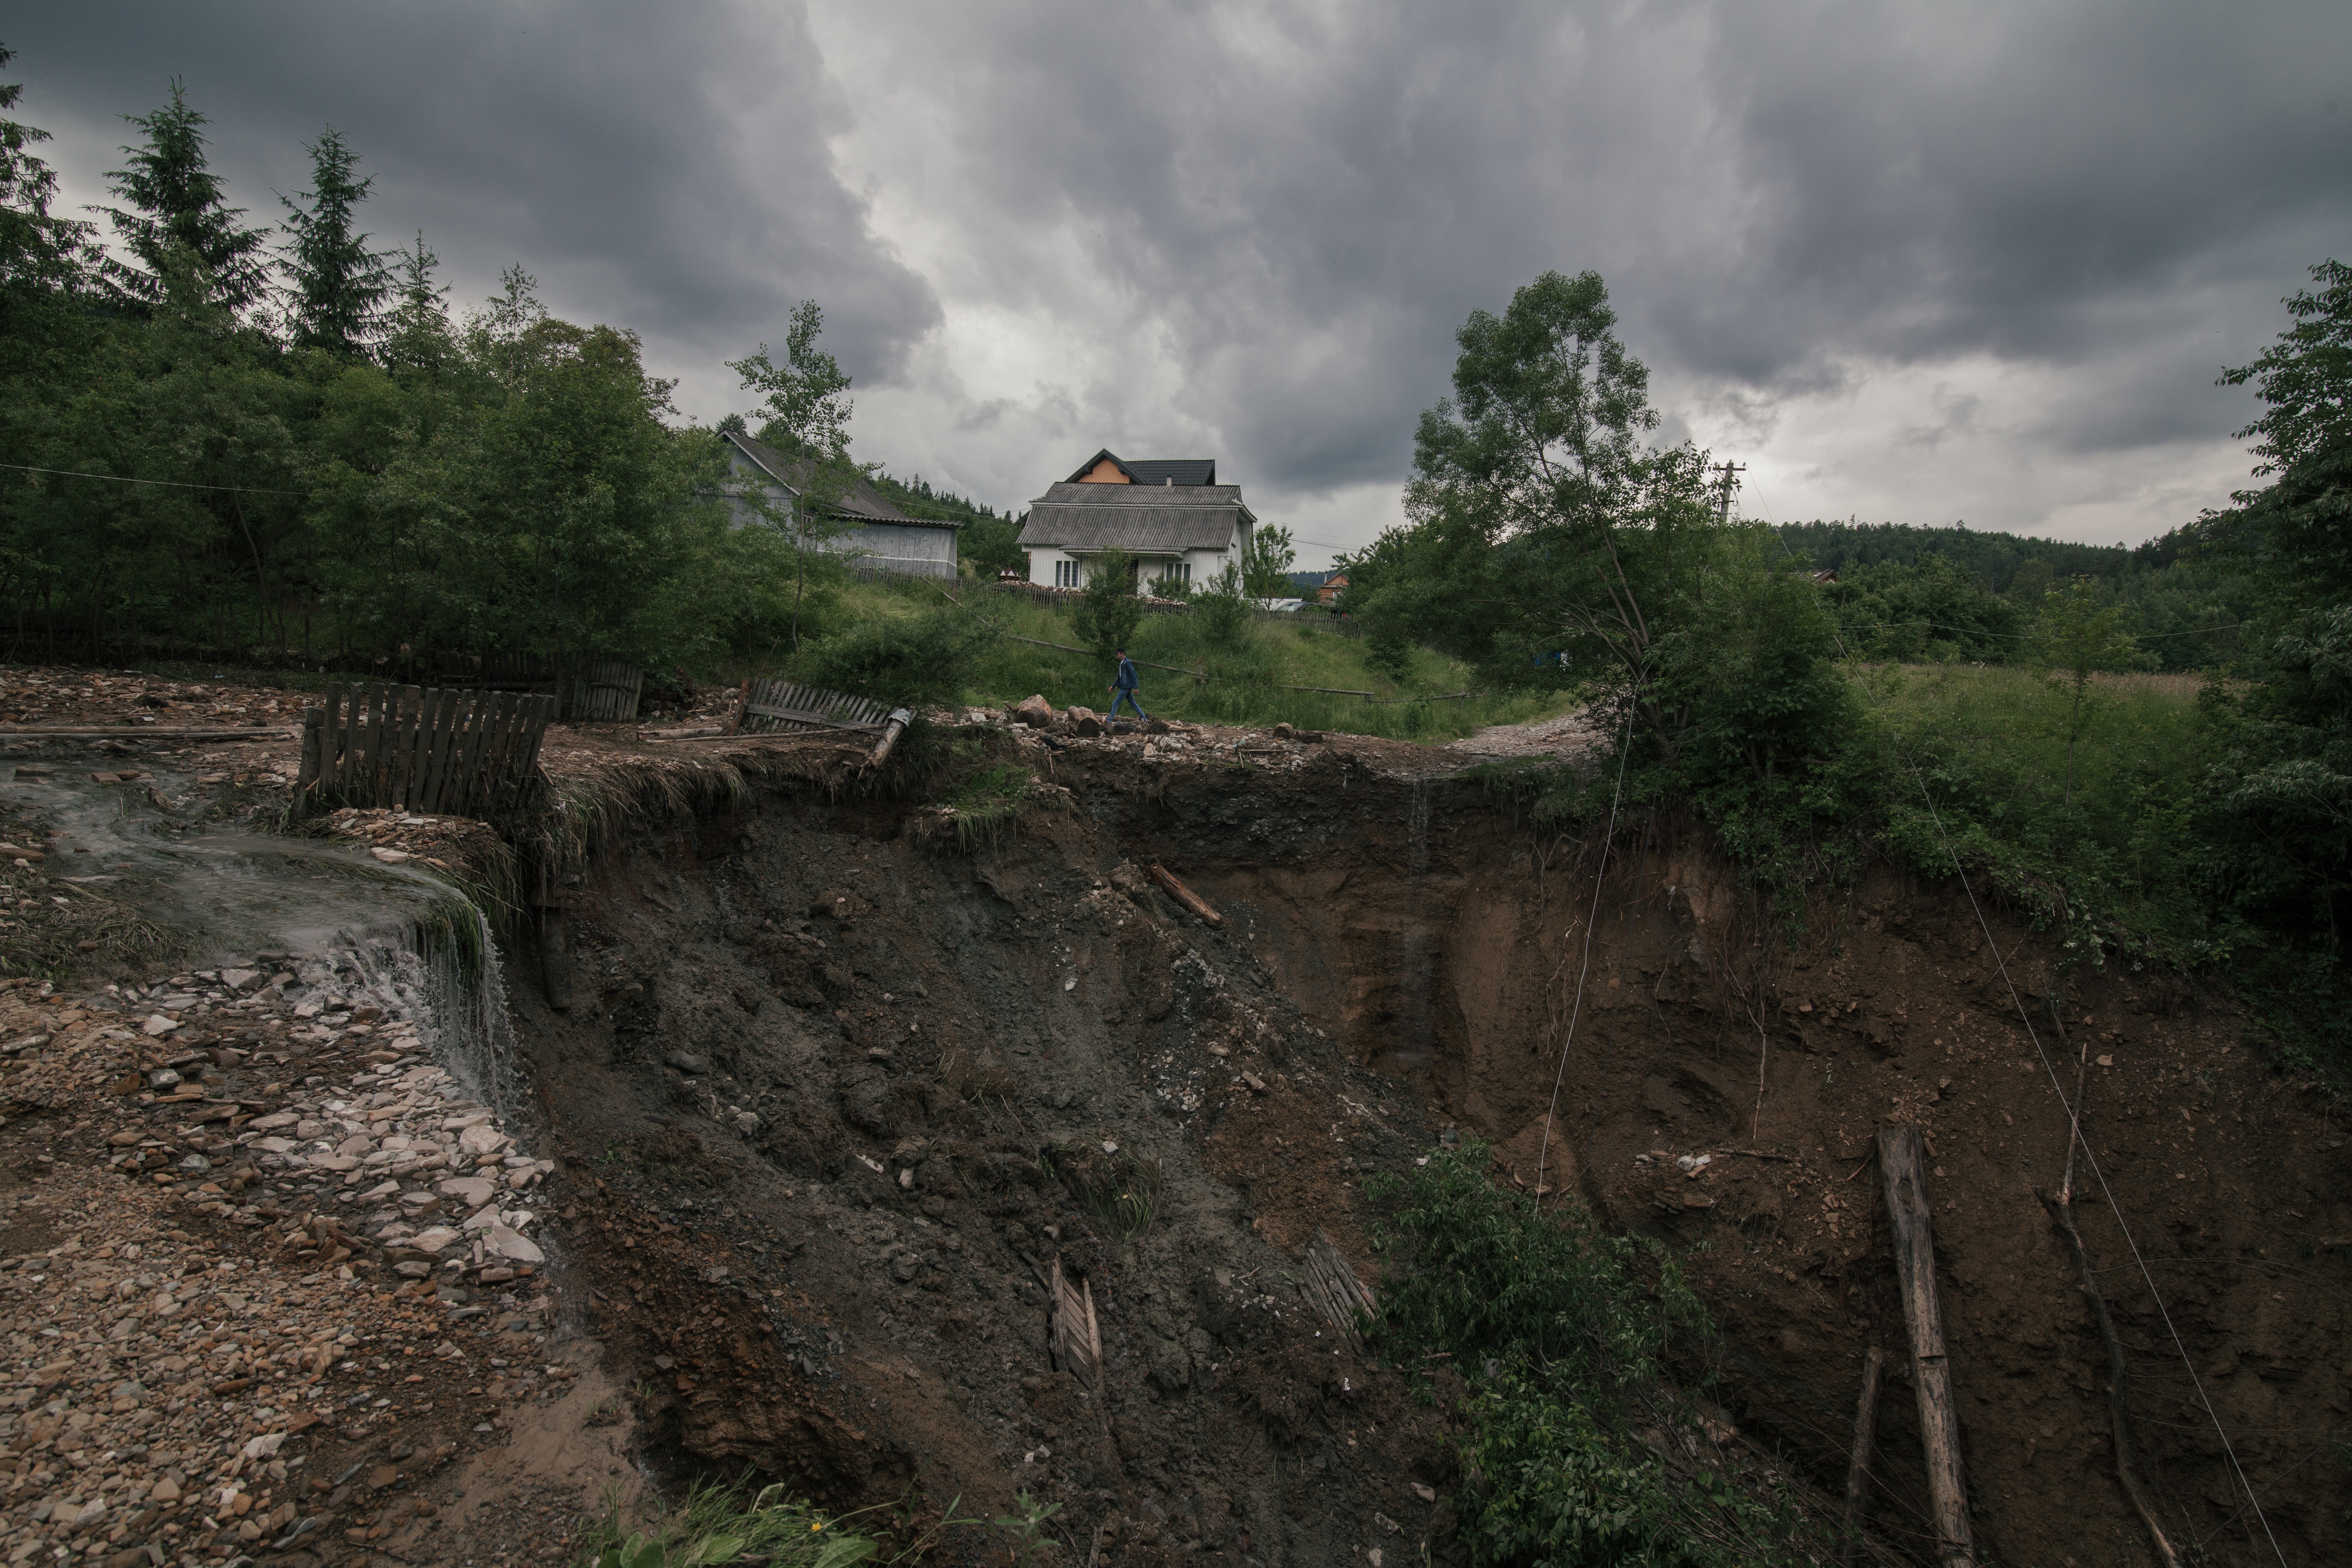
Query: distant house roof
724 431 957 528
1063 448 1217 487
1017 480 1253 554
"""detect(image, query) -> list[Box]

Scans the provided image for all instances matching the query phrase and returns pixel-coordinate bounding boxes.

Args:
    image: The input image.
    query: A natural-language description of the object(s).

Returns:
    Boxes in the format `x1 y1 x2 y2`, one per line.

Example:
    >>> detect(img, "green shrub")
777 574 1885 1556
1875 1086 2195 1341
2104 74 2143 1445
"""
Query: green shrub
1365 1142 1818 1567
795 603 1000 707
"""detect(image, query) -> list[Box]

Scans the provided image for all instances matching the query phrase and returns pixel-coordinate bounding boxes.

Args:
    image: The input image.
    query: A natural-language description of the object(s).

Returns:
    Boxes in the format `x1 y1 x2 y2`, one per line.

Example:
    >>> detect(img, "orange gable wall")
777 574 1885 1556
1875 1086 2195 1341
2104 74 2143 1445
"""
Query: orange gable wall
1078 458 1132 483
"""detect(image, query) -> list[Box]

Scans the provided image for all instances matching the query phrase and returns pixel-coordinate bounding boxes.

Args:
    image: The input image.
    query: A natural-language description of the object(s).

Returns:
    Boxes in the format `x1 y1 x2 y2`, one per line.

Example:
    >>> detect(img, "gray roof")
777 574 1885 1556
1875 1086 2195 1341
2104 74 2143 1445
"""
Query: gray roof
1063 449 1216 486
1016 482 1252 553
725 431 958 529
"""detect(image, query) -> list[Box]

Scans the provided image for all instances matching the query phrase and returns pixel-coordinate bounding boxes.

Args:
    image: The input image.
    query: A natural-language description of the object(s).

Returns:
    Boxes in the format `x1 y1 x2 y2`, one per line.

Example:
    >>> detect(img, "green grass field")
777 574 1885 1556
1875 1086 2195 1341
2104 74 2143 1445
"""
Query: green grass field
1848 660 2220 960
768 575 1581 742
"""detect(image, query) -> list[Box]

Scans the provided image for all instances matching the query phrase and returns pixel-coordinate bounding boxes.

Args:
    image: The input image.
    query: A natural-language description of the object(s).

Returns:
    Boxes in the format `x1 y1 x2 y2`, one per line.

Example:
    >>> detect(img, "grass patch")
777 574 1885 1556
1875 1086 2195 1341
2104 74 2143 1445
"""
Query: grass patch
1043 1142 1164 1240
1853 660 2221 964
915 761 1041 854
576 1475 879 1568
757 576 1579 742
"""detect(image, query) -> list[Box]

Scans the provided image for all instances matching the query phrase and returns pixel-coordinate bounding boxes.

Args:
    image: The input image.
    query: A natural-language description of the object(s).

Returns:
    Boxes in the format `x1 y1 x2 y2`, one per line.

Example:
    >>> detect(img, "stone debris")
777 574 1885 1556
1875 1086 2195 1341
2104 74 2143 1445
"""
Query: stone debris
0 959 564 1568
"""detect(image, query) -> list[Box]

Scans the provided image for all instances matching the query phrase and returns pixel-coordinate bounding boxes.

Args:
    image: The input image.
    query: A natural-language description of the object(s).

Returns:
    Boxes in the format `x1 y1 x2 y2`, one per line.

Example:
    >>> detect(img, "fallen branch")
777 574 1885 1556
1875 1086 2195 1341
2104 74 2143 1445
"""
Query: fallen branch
1147 863 1223 927
1005 635 1205 678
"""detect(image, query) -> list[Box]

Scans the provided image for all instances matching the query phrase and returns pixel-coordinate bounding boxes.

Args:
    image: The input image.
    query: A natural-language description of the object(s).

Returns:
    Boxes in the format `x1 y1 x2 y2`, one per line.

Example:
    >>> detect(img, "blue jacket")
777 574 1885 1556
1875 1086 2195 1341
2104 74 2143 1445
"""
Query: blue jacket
1114 656 1140 690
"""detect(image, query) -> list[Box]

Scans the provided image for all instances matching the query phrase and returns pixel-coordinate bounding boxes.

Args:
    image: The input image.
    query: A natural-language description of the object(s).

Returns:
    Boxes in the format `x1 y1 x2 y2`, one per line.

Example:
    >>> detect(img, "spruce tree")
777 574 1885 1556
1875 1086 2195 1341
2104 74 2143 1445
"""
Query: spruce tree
380 230 452 372
0 44 98 333
98 79 271 312
280 125 390 357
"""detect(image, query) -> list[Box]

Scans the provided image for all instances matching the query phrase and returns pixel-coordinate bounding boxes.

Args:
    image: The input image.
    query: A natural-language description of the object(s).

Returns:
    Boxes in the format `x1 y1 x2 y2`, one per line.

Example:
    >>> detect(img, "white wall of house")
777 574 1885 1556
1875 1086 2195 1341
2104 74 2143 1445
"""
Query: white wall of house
1026 545 1236 590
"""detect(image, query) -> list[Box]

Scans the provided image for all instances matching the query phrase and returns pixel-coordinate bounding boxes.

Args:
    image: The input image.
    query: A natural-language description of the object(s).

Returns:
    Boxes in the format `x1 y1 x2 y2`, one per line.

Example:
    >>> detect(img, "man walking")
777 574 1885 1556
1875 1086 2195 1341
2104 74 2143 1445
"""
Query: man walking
1109 647 1148 721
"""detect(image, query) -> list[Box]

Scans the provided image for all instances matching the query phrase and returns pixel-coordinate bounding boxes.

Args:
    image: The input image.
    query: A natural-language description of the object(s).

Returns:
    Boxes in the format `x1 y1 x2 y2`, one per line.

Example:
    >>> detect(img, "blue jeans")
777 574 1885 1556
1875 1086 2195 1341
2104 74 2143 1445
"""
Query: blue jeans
1111 689 1147 720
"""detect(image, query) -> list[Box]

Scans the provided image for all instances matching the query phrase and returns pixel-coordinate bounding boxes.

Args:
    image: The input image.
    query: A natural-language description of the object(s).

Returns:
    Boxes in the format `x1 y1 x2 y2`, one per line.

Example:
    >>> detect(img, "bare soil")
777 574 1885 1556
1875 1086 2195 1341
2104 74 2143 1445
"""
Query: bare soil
3 663 2346 1567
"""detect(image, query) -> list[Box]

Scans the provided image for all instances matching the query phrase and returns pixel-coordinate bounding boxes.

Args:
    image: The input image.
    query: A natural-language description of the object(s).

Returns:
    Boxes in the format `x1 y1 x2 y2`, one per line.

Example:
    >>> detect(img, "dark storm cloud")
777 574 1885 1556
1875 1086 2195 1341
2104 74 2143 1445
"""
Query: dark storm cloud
8 3 2349 537
8 2 938 389
827 0 2349 508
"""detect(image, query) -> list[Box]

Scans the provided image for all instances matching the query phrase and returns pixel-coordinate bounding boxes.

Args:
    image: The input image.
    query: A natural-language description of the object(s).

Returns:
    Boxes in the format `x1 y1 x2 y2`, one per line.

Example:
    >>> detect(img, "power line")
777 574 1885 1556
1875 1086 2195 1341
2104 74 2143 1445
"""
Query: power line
0 462 309 498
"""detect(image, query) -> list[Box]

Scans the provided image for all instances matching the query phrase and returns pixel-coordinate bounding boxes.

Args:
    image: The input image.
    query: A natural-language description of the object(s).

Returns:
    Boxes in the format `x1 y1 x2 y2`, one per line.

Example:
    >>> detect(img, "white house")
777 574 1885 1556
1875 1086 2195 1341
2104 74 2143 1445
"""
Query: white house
720 430 961 579
1015 449 1256 591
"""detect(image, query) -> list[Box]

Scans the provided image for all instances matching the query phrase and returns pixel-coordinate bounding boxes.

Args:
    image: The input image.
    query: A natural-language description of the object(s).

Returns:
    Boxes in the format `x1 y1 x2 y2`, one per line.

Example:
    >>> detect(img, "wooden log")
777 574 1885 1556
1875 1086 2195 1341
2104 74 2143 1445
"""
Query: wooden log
868 707 914 766
726 677 751 734
1147 863 1224 927
1841 1345 1887 1563
1877 1126 1975 1567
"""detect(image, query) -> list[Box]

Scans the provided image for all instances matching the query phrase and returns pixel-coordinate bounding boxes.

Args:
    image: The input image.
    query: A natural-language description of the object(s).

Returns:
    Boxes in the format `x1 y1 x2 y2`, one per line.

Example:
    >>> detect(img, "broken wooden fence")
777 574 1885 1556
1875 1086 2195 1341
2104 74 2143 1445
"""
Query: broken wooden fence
294 682 555 820
563 658 644 722
733 678 892 735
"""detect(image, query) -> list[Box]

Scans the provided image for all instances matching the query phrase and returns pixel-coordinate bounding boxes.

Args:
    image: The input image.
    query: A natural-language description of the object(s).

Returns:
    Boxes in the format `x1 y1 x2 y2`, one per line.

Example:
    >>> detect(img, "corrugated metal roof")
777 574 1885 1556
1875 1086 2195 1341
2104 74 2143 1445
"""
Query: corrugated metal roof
1061 449 1217 486
725 431 958 528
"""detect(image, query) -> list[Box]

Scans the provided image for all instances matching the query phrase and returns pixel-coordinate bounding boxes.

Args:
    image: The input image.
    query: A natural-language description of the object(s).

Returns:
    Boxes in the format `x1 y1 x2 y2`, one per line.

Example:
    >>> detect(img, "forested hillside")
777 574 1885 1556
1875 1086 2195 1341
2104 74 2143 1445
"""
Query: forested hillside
0 53 977 672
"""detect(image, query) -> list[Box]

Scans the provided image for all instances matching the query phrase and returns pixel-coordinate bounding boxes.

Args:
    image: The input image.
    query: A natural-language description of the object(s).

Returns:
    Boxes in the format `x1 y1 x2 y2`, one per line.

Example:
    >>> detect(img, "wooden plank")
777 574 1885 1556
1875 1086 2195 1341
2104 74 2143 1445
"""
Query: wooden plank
402 684 428 810
1877 1127 1974 1568
448 692 484 818
1841 1345 1886 1564
507 696 553 814
364 682 389 806
415 689 449 815
338 682 362 795
388 685 414 809
323 683 345 794
293 710 320 816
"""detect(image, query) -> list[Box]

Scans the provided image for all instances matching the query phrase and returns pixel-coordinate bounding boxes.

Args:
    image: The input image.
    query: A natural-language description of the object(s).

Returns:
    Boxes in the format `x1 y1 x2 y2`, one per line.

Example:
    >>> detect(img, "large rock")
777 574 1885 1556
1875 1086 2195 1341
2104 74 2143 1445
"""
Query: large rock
457 1124 510 1159
1014 694 1056 727
437 1174 497 1207
483 1222 544 1264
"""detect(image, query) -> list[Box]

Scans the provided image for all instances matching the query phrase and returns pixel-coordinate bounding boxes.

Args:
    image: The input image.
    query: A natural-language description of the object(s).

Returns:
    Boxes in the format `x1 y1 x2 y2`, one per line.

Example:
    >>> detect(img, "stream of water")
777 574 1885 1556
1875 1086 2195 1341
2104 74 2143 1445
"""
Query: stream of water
3 762 521 1111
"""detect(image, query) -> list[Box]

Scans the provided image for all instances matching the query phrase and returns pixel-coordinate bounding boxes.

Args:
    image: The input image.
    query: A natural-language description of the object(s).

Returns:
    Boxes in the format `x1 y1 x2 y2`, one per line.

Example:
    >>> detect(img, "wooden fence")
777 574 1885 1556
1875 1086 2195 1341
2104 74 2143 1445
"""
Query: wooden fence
563 658 645 722
294 682 556 820
733 678 892 736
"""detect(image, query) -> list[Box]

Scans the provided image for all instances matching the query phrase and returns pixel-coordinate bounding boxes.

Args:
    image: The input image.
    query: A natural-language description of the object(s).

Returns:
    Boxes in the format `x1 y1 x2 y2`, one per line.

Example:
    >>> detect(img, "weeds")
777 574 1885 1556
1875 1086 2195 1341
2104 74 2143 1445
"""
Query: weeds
914 762 1040 853
1042 1144 1163 1239
577 1476 878 1568
1365 1141 1828 1566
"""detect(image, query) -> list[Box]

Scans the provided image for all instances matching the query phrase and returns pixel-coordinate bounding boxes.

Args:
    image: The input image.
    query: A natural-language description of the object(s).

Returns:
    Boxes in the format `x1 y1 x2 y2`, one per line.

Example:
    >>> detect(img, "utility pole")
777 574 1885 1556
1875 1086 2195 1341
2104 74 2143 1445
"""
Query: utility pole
1713 462 1745 524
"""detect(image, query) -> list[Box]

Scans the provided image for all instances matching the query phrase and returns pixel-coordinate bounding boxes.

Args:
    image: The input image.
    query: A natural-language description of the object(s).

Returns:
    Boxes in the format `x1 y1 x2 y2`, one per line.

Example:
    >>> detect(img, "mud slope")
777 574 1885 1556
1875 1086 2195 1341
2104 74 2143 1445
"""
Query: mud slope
505 727 2349 1568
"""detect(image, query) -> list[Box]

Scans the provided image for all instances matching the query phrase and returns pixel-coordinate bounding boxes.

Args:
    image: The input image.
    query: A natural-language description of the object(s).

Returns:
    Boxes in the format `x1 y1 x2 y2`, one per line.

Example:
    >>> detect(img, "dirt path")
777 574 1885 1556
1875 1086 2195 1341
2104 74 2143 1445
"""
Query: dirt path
1443 706 1604 761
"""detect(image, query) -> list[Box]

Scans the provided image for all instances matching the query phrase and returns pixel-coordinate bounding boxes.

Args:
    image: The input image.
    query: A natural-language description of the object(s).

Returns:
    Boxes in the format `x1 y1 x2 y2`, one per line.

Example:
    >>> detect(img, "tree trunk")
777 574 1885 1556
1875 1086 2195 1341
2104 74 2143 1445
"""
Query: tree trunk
1877 1126 1975 1567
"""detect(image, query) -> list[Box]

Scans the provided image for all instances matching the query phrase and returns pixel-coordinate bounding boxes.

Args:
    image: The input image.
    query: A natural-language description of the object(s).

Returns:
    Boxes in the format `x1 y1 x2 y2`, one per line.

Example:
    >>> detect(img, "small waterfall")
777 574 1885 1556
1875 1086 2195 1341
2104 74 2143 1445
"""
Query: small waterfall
7 762 524 1114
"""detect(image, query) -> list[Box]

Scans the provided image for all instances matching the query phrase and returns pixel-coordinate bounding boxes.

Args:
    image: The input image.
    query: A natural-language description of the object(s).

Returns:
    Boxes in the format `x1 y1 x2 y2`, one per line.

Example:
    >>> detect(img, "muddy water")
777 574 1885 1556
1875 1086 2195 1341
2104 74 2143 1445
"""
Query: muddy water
5 762 521 1110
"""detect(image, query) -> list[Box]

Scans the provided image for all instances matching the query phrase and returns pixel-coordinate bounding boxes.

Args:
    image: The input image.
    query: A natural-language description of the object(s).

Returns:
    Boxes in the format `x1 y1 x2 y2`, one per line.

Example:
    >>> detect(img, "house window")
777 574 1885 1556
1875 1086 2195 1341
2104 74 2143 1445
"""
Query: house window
1055 560 1078 588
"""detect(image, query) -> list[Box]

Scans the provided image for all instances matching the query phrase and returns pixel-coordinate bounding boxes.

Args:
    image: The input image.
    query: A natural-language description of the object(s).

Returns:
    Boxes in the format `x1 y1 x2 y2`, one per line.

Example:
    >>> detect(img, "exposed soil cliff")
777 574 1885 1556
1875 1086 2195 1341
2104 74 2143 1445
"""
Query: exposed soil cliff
500 721 2348 1568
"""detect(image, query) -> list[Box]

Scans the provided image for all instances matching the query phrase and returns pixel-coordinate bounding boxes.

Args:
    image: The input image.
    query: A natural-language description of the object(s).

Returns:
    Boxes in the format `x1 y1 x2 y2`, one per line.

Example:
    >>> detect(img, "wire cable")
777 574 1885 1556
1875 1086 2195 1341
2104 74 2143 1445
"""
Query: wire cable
1748 483 2291 1565
0 461 308 498
1532 688 1639 1207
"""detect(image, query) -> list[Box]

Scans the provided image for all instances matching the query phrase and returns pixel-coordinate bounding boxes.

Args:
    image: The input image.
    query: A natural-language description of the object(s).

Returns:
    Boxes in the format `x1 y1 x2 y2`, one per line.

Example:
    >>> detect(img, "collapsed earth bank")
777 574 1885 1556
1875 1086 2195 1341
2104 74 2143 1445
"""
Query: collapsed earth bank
508 727 2348 1568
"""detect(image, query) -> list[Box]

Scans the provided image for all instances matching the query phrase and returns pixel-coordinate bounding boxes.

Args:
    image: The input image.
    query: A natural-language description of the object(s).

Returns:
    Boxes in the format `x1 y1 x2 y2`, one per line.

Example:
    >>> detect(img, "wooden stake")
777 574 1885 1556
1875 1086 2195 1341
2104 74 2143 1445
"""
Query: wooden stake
1877 1126 1975 1567
1147 863 1224 927
1841 1345 1886 1564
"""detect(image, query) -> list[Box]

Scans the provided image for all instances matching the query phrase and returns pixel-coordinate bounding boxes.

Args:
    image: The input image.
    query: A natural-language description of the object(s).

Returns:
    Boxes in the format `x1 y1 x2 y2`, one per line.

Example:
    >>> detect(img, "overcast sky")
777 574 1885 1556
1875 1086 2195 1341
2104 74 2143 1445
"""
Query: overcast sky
12 3 2350 561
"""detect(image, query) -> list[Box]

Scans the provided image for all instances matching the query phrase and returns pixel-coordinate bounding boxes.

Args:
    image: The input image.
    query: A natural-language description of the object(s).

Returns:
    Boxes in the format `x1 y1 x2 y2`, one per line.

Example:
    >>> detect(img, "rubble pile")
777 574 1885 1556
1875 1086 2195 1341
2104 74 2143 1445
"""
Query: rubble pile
0 961 565 1567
